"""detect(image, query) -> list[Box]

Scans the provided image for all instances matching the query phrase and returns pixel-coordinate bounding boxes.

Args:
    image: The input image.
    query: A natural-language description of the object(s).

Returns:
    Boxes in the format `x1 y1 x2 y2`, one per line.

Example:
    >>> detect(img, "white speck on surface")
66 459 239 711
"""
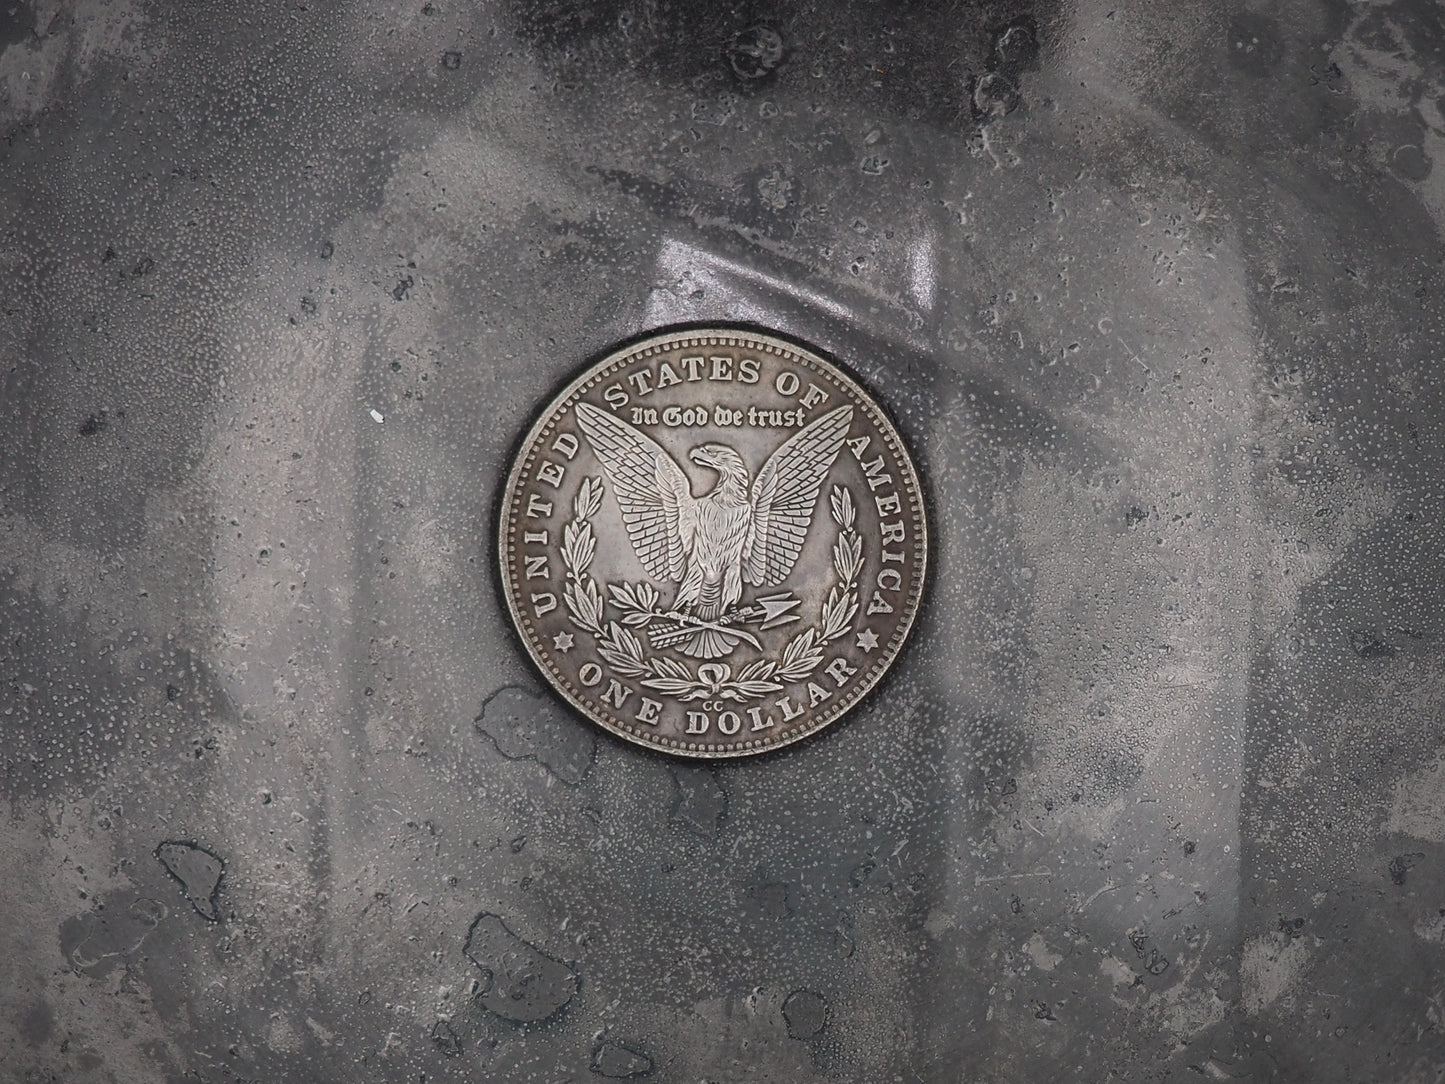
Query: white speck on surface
1100 956 1137 986
1024 932 1063 971
369 408 385 423
306 1016 335 1046
922 908 955 938
1388 756 1445 842
1241 934 1311 1012
1414 913 1445 943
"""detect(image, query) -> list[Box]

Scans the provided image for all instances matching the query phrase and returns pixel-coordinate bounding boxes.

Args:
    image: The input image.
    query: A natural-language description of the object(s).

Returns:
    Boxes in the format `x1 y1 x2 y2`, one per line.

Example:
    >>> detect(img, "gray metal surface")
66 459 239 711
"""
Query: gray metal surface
1 0 1443 1080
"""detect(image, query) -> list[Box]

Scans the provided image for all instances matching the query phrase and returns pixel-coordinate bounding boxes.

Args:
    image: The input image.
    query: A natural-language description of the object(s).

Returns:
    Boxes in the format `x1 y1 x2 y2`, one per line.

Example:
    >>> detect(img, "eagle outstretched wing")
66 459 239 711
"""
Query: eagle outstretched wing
574 401 696 582
743 404 854 587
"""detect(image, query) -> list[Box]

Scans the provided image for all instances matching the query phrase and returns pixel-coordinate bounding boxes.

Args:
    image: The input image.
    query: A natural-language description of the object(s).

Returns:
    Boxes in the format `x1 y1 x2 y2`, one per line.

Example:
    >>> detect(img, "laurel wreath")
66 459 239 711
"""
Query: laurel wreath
560 476 863 704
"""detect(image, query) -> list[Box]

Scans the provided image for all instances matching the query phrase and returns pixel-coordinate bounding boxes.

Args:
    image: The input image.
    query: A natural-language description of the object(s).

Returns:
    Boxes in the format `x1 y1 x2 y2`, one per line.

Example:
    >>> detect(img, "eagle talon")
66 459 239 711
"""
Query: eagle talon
646 618 761 652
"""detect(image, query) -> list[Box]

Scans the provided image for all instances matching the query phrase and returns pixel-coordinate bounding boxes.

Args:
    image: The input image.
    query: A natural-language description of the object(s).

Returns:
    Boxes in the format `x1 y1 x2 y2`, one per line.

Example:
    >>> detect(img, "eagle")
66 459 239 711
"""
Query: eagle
574 400 854 659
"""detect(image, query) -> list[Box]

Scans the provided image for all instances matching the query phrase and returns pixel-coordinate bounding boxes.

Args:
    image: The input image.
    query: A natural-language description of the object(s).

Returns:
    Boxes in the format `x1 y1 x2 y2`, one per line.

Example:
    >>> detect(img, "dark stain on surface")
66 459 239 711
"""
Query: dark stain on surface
77 411 108 436
1227 13 1286 78
669 764 727 837
155 841 225 921
430 1019 462 1056
59 895 168 977
1389 853 1424 886
463 911 578 1024
506 0 1060 132
782 988 828 1039
726 25 784 81
972 18 1040 120
18 999 54 1046
0 1 36 49
748 880 792 919
475 685 596 784
590 1037 654 1078
1348 628 1395 659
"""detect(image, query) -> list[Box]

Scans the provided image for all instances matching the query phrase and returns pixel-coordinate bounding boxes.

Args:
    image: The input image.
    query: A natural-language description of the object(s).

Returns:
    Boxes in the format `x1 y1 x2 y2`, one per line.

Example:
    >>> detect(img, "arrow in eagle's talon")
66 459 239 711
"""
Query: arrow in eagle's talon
647 619 763 651
753 592 802 630
721 593 802 630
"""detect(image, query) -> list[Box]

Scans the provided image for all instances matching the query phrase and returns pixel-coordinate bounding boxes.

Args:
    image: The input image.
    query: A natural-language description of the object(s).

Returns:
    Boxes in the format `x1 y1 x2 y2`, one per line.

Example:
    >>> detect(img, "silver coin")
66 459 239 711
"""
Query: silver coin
498 328 927 757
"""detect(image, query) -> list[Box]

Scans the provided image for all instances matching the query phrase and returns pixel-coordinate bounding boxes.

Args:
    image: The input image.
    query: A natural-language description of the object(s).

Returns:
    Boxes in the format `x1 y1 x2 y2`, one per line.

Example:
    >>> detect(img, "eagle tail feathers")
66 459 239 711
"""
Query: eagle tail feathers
679 628 737 659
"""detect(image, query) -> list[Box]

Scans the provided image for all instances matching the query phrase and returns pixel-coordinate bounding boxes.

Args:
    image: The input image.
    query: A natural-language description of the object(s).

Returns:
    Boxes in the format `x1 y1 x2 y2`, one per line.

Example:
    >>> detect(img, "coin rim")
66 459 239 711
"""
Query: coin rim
497 326 928 758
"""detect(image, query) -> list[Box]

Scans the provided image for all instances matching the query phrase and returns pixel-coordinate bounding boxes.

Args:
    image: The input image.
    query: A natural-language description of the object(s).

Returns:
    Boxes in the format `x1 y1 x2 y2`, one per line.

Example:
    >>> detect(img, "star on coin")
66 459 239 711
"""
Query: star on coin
552 631 575 653
856 628 879 652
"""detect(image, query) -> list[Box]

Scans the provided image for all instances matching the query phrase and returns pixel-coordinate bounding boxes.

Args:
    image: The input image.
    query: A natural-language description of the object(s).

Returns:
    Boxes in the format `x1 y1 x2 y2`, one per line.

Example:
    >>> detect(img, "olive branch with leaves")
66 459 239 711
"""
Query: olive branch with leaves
559 476 862 704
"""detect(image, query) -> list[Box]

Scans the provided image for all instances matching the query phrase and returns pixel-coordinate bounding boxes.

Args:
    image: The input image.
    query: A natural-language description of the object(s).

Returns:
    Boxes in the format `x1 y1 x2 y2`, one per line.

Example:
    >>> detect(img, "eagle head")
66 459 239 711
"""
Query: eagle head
689 443 749 485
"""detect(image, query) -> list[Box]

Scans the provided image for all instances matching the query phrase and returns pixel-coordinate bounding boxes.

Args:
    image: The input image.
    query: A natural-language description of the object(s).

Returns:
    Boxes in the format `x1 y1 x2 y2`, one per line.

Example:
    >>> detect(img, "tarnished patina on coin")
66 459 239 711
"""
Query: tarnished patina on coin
498 328 927 757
